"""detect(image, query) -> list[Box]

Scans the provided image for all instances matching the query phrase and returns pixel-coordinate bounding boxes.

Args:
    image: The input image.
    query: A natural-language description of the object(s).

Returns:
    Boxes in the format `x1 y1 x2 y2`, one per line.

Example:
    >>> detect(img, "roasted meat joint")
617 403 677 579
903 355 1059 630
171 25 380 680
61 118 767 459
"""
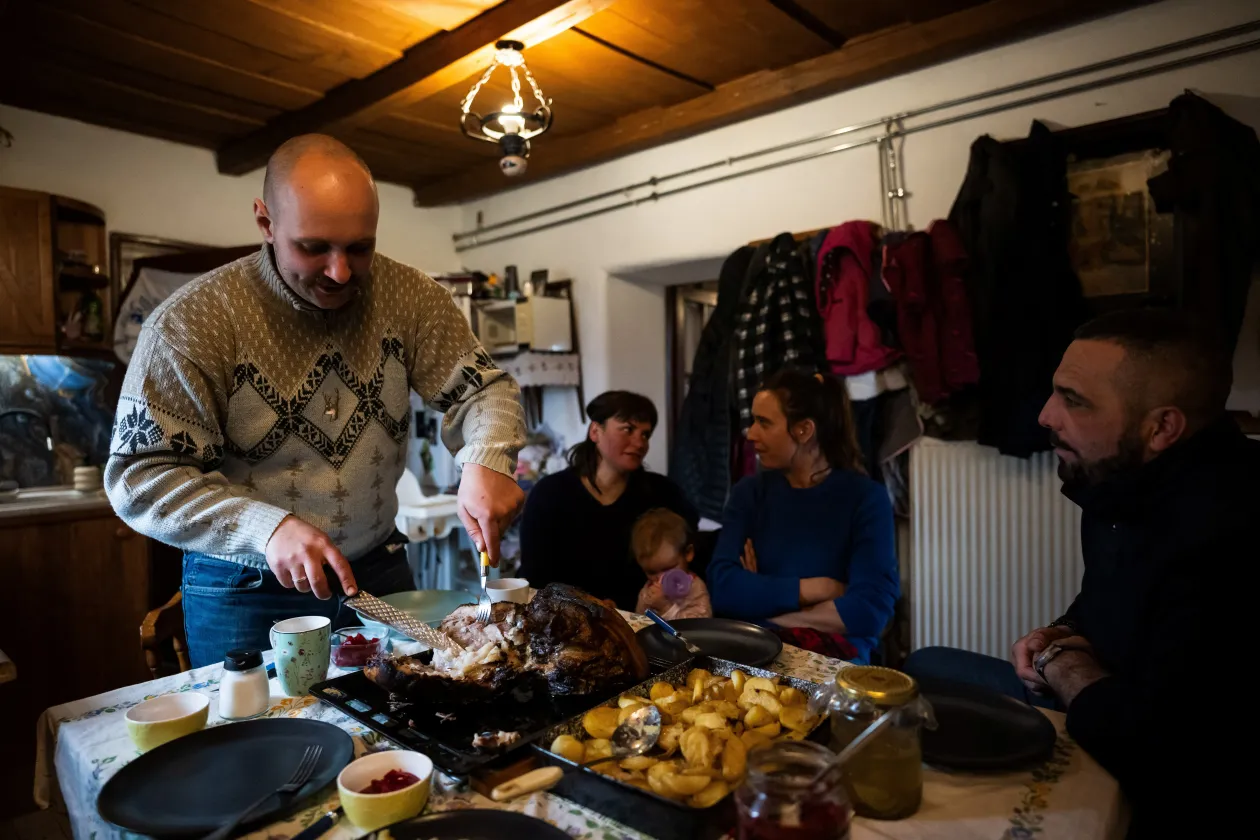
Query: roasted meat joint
365 583 650 703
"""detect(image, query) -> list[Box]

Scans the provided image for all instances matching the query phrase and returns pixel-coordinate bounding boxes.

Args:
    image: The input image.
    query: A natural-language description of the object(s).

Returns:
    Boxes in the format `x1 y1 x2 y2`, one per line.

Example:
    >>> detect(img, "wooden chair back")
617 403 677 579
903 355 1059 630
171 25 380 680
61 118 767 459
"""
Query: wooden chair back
140 590 190 678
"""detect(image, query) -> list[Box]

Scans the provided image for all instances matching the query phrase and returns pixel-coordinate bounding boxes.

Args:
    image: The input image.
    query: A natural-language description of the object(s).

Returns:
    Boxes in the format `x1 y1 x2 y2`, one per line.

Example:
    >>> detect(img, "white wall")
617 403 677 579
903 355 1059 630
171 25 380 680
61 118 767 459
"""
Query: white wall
0 105 459 273
454 0 1260 471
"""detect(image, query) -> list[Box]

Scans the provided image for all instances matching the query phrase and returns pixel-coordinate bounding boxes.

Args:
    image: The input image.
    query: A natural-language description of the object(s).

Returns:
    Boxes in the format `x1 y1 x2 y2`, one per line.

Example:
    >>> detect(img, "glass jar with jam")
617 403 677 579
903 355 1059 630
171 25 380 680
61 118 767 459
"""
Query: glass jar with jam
735 740 853 840
824 666 934 820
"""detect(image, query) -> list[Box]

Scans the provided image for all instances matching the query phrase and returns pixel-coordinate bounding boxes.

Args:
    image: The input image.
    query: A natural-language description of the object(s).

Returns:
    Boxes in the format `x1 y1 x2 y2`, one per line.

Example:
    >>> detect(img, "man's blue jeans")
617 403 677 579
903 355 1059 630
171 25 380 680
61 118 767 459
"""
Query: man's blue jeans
182 532 414 669
902 646 1058 709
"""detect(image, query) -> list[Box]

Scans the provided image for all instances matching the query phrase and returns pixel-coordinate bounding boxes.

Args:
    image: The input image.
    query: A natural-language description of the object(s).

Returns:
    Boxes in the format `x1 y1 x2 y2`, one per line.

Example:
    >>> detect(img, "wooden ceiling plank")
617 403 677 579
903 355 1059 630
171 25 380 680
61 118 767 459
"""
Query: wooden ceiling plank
27 60 264 135
791 0 906 37
41 0 344 94
579 0 835 87
38 46 282 123
761 0 849 48
411 0 1153 205
216 0 616 176
0 86 225 148
248 0 444 52
123 0 401 79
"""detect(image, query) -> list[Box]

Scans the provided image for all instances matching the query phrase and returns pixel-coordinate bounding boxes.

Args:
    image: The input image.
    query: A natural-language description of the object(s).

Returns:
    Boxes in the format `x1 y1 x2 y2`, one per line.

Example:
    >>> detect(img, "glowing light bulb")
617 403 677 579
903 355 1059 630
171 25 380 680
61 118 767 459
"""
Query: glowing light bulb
499 103 525 135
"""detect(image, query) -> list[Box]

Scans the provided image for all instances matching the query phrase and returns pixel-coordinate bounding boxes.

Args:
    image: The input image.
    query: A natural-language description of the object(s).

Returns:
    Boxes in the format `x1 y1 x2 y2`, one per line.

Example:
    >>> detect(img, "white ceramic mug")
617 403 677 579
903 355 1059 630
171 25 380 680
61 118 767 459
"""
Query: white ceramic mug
487 578 531 604
269 616 331 696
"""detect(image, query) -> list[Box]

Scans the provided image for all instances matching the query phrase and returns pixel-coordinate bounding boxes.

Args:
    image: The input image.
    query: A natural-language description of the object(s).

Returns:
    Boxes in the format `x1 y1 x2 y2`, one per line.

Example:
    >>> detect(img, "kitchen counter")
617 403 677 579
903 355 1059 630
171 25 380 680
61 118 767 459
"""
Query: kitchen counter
0 486 112 523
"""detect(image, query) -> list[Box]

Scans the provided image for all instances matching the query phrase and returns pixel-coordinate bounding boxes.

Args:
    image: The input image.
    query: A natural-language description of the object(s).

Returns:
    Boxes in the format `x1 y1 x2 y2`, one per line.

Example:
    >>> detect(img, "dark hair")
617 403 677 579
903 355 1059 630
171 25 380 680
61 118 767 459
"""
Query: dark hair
1074 308 1232 430
567 391 659 490
759 369 865 475
631 508 693 563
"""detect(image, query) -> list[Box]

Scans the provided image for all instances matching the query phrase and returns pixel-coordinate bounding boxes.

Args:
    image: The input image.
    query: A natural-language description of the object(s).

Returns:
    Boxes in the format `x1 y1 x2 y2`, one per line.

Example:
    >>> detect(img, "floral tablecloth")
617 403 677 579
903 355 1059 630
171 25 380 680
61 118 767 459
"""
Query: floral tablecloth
35 616 1126 840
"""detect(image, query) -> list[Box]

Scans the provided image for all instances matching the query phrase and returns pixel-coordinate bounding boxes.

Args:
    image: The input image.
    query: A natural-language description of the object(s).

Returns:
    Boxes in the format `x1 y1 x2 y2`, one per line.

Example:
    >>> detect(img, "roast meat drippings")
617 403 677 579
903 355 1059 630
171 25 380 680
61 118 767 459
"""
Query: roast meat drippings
364 583 648 703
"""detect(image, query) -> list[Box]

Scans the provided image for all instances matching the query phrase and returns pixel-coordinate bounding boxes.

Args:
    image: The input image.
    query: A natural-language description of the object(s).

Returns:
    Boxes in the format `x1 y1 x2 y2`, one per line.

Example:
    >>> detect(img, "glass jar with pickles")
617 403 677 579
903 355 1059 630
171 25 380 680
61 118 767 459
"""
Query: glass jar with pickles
823 666 935 820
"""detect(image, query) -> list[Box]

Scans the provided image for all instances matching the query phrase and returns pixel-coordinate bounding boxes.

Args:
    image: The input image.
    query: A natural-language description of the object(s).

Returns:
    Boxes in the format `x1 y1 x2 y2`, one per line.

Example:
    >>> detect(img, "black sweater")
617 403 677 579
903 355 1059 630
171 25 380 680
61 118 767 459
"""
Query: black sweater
517 467 699 611
1060 418 1258 837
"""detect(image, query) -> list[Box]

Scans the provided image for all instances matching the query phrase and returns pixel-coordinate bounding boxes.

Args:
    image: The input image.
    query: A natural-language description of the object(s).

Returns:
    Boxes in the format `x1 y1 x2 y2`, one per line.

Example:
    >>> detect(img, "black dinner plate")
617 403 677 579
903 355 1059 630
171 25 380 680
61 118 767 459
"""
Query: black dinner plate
381 809 572 839
917 676 1059 771
97 718 354 837
636 618 783 667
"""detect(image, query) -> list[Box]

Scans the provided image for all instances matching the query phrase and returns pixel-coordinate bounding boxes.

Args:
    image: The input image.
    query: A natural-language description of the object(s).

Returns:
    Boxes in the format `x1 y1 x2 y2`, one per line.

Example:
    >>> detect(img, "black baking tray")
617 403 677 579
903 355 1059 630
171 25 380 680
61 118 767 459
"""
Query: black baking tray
310 667 640 776
530 656 829 840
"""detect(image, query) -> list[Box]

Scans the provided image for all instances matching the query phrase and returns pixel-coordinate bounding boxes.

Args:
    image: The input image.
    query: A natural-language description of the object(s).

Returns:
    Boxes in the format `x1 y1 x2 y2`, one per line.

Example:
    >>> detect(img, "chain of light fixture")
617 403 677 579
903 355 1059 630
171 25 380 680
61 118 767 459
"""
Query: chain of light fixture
459 40 553 177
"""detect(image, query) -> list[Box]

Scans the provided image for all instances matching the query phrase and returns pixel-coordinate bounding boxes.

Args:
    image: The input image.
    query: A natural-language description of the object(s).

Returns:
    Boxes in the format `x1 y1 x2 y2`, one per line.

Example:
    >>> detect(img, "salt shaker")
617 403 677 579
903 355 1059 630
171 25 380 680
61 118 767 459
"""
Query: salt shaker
220 648 270 720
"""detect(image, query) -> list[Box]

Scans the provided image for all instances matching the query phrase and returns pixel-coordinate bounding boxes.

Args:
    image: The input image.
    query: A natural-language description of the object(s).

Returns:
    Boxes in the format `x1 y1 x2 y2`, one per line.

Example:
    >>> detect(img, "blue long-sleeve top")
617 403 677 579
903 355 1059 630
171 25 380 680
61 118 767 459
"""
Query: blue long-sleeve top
706 469 899 663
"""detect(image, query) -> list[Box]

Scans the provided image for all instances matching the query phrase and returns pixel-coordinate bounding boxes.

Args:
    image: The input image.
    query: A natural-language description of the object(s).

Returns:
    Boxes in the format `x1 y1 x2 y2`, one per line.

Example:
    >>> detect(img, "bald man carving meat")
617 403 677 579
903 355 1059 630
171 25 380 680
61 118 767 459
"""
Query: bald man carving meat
106 135 526 667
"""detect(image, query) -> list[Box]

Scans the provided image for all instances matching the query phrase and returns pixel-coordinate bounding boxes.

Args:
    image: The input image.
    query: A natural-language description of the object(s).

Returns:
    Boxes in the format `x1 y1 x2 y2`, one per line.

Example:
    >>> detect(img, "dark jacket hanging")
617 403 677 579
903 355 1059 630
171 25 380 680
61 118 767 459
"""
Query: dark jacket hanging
669 246 756 521
1147 91 1260 352
949 121 1088 457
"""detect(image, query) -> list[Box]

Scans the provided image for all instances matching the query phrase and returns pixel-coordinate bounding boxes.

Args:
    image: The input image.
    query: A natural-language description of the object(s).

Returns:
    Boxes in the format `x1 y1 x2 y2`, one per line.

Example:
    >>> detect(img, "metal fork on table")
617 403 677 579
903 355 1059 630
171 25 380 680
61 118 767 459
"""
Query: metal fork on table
202 744 323 840
474 549 493 623
644 609 704 657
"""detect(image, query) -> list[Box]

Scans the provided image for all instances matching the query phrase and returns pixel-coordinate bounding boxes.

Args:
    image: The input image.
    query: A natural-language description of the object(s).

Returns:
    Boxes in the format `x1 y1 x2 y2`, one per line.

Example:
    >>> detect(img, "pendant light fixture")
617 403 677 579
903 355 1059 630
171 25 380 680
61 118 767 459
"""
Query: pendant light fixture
459 40 553 177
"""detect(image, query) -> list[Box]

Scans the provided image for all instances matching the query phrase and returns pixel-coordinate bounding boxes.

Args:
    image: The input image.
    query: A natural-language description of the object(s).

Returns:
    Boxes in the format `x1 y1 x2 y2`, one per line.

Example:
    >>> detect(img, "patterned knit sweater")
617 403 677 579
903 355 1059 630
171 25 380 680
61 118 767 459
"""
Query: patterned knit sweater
105 247 524 569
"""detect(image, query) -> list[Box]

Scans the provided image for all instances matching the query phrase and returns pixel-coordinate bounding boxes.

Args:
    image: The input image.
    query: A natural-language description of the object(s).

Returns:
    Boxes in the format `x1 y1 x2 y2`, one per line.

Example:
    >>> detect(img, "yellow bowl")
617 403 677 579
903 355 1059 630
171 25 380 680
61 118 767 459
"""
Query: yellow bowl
337 750 433 831
124 693 210 753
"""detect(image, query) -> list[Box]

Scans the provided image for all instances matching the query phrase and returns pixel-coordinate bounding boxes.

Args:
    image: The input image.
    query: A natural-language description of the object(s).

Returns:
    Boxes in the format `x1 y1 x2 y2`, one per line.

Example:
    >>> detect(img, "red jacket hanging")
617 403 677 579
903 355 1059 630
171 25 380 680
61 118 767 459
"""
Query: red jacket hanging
881 221 980 404
816 221 901 376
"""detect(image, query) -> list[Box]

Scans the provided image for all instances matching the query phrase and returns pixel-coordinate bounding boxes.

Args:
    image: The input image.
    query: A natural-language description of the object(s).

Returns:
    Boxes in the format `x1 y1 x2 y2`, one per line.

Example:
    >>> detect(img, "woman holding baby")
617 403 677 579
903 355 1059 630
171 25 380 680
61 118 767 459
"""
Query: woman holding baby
518 391 700 612
706 369 899 664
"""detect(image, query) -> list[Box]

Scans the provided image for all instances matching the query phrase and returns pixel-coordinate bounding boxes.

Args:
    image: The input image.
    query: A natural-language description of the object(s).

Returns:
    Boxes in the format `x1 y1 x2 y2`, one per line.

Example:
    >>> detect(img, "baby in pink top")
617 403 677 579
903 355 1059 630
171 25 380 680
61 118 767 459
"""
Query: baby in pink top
633 508 712 620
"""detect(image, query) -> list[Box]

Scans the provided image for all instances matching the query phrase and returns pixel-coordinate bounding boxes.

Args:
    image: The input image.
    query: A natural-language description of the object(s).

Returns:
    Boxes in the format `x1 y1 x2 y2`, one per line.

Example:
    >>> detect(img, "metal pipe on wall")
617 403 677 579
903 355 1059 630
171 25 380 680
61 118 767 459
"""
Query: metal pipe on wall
453 21 1260 252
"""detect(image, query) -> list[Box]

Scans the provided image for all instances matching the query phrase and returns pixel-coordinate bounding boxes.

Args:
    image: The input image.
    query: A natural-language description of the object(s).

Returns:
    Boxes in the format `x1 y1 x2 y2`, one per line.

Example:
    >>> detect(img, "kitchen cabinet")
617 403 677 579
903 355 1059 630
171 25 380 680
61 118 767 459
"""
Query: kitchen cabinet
0 187 114 356
0 187 56 351
0 508 155 817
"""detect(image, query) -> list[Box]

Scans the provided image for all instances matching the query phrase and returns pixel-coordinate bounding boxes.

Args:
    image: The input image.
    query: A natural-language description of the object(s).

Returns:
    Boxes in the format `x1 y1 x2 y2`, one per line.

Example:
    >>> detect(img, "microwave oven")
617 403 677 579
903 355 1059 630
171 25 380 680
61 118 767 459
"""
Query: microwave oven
474 297 572 354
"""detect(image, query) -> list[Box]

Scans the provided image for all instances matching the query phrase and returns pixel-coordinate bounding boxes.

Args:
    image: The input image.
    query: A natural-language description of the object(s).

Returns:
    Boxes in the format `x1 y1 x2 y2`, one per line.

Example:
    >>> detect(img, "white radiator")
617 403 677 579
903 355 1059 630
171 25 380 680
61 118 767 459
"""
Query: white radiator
909 438 1084 659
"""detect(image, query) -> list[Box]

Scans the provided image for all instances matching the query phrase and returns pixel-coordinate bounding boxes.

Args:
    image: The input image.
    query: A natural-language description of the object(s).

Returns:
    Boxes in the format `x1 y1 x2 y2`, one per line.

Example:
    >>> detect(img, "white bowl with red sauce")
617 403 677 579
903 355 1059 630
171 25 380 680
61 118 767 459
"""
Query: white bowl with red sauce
336 750 433 830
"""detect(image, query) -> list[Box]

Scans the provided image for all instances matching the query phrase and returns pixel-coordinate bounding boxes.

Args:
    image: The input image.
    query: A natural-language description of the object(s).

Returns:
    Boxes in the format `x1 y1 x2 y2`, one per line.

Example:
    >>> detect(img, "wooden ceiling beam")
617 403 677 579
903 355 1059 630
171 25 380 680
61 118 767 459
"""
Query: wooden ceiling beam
411 0 1153 206
215 0 616 176
761 0 849 49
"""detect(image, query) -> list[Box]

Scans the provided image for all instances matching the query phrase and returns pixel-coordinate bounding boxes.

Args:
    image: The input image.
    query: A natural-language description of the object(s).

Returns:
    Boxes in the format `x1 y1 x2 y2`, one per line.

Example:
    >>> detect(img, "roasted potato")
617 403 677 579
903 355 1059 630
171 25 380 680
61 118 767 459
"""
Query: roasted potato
619 694 649 709
780 706 818 732
658 722 686 756
751 721 782 738
665 772 712 797
690 780 731 809
730 669 748 694
744 705 774 728
680 701 716 725
745 676 778 693
715 701 742 720
651 682 676 702
741 688 783 716
693 712 728 731
721 734 747 781
621 755 659 771
583 706 621 740
778 686 806 707
647 761 683 799
550 734 585 763
583 738 614 763
680 727 716 768
740 730 773 753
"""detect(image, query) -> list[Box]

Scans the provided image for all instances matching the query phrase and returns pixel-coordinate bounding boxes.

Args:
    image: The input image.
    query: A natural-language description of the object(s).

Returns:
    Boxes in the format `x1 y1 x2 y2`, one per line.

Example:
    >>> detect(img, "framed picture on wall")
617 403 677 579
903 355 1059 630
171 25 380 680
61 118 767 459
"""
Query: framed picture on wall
1049 109 1183 313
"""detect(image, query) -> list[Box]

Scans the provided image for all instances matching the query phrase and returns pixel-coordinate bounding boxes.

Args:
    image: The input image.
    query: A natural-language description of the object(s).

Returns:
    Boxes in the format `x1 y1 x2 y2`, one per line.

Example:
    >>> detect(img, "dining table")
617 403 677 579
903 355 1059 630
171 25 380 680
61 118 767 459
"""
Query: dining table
34 615 1128 840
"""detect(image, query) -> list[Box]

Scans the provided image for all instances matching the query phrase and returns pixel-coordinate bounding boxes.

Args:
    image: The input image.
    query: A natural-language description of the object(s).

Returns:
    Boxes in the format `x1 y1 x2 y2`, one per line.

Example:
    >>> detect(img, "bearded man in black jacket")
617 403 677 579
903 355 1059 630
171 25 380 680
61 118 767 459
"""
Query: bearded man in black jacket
1026 309 1253 836
910 308 1254 837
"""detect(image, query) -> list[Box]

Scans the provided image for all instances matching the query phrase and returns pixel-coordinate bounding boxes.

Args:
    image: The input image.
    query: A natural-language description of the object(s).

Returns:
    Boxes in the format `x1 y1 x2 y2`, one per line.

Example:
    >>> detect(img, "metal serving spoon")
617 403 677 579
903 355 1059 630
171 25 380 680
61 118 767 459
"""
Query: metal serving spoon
577 703 663 770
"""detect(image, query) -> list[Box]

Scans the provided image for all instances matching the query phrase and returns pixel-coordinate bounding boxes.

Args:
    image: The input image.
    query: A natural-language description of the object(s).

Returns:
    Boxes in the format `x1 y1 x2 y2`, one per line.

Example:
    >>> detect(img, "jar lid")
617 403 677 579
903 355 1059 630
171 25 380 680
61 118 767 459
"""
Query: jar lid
224 648 263 672
834 666 918 706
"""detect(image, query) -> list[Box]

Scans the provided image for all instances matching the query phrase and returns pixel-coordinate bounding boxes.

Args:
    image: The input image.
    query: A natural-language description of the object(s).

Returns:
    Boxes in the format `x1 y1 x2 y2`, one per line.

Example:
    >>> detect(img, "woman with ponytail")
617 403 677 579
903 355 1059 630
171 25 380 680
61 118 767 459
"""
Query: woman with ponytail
519 391 698 609
707 369 898 663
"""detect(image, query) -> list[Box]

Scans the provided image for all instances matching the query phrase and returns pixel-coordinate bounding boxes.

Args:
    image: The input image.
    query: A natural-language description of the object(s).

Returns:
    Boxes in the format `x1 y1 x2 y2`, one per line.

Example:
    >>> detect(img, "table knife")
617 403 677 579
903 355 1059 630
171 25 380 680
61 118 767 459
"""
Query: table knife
290 806 341 840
